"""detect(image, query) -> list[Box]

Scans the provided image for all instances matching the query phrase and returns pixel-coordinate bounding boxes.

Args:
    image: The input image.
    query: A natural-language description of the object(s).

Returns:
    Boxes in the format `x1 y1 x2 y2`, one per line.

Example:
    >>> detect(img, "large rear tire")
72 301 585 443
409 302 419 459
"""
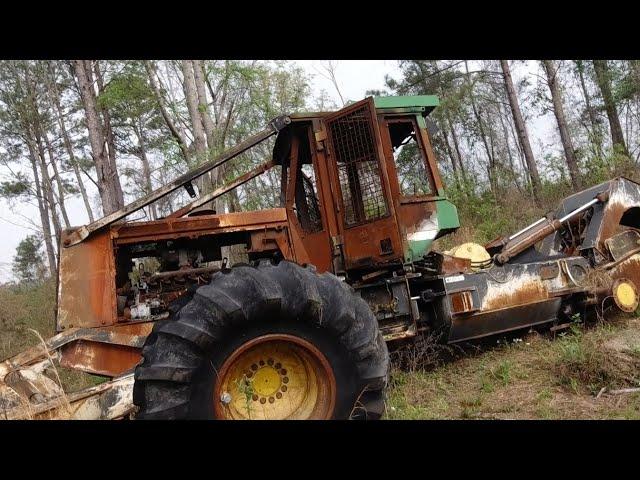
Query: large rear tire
133 260 389 419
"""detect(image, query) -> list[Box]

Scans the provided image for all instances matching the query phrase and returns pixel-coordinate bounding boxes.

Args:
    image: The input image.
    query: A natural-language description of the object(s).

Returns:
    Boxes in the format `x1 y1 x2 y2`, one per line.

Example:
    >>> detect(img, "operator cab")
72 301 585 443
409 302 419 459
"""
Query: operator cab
273 96 460 276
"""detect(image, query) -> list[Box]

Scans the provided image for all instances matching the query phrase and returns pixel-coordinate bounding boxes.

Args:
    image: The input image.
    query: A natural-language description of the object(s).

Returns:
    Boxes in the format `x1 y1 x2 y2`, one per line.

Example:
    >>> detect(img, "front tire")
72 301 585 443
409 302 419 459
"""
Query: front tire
133 260 389 420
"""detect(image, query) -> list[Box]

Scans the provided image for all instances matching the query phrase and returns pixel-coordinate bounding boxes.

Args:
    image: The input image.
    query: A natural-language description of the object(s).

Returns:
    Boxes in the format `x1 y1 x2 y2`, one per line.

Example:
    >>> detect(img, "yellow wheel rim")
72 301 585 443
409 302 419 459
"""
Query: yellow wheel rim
214 334 336 420
613 279 639 313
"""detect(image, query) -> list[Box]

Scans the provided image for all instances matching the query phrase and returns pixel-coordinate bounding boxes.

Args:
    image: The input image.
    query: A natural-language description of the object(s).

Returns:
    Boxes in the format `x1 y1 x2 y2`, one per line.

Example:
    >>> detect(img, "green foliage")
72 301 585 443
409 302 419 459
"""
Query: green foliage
490 360 513 386
97 66 155 120
12 234 47 284
0 176 30 199
582 146 637 184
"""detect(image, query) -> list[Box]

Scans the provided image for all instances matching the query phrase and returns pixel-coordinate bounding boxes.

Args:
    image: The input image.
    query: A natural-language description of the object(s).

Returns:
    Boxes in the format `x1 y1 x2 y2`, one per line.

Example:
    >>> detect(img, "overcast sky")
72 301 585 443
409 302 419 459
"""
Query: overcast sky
0 60 556 281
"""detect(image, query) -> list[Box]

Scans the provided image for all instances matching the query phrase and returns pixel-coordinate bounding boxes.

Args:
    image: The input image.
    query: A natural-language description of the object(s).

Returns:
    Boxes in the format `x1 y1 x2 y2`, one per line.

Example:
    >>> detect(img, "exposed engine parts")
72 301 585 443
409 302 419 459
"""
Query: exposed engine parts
116 243 224 322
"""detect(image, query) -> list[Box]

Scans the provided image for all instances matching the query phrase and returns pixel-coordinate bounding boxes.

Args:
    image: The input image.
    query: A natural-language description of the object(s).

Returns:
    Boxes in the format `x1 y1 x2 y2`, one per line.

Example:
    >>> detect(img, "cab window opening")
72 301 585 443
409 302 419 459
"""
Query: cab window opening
388 119 432 196
293 129 323 233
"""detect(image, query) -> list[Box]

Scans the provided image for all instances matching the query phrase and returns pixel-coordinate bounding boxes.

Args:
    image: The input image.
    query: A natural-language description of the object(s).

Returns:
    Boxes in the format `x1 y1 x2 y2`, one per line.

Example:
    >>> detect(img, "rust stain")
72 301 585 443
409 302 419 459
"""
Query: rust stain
57 229 116 330
482 277 549 311
59 342 141 377
609 254 640 294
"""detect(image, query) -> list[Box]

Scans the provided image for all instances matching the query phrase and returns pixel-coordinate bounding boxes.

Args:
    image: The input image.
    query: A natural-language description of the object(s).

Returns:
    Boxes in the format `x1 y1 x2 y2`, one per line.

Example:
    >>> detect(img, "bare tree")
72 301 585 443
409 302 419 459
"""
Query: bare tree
144 60 190 164
593 60 629 157
25 135 57 276
318 61 345 107
46 62 94 222
500 60 542 206
542 60 581 189
574 60 604 160
73 60 124 214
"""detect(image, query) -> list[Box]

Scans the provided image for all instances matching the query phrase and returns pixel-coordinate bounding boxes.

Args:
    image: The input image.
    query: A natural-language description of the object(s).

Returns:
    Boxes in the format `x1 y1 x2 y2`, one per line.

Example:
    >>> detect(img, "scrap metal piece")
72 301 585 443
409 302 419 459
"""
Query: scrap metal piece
2 374 135 420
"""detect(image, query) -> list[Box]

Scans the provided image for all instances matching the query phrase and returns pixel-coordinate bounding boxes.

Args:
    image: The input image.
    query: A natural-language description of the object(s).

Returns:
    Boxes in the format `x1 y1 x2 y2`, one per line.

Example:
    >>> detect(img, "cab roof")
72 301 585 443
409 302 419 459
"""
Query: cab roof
289 95 440 122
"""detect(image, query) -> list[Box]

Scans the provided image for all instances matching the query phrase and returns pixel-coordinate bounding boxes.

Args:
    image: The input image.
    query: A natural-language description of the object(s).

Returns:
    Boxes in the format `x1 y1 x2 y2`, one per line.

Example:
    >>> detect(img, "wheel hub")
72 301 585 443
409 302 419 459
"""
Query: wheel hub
613 278 639 312
214 334 336 420
252 364 282 397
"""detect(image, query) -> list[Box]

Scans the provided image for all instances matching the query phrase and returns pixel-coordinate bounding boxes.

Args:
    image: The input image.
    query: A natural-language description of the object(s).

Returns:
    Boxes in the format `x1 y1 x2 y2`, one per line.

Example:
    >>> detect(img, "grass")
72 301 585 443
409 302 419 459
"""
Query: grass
0 280 103 393
385 314 640 420
3 280 640 420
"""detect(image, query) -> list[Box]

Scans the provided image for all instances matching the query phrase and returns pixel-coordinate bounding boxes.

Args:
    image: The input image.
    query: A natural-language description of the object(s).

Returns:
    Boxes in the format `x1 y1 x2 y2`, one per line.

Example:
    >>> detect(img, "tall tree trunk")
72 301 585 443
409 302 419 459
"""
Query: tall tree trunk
575 60 604 159
43 132 71 227
192 60 216 152
193 59 226 213
23 62 63 239
542 60 582 189
132 120 158 220
439 119 459 185
182 60 214 210
464 62 496 195
497 103 523 195
46 62 95 222
500 60 542 206
144 60 190 165
593 60 629 156
26 137 57 277
73 60 124 215
93 61 121 181
182 60 208 163
34 130 62 246
444 108 467 181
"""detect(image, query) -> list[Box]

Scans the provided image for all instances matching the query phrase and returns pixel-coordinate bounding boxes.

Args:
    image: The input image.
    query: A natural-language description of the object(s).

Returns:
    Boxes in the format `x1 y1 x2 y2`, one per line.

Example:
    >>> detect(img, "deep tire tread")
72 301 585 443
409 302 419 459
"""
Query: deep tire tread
134 260 388 419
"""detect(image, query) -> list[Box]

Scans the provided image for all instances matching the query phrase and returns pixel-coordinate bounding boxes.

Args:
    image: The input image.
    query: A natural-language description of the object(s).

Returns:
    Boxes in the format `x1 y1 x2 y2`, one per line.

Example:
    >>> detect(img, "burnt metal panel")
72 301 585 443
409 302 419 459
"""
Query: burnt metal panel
357 277 417 340
58 322 153 377
433 256 591 343
112 208 288 243
323 98 404 269
448 298 562 343
596 177 640 254
606 229 640 261
57 229 117 330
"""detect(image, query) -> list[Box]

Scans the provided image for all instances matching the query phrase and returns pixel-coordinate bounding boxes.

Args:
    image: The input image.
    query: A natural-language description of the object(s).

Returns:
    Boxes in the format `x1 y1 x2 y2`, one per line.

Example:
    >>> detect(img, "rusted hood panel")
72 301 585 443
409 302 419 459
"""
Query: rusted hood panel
112 208 288 243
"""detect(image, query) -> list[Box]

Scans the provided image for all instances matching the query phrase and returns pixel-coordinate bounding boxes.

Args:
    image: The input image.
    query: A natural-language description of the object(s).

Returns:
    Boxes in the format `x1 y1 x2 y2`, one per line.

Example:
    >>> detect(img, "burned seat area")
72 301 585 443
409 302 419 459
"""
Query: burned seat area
273 123 323 233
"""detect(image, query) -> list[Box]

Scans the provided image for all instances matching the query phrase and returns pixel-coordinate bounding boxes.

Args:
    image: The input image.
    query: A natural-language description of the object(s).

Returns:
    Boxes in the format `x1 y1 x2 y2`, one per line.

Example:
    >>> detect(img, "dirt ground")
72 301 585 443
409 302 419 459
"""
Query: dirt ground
385 315 640 420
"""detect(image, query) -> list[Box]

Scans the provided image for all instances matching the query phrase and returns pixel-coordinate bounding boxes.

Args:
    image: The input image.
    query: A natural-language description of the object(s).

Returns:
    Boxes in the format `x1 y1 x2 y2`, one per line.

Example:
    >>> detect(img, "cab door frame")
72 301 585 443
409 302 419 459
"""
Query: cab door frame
284 122 334 273
321 97 405 271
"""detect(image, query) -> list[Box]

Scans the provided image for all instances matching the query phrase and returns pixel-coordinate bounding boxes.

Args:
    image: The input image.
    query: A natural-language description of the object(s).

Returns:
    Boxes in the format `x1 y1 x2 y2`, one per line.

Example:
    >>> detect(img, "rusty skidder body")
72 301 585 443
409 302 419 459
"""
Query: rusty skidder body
1 96 640 420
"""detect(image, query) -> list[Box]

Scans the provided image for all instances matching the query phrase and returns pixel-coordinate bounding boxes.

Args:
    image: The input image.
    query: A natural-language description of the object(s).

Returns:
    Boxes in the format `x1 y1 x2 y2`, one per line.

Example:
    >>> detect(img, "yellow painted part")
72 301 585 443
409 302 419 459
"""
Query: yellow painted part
218 340 321 420
615 282 637 308
252 366 282 397
447 242 491 270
